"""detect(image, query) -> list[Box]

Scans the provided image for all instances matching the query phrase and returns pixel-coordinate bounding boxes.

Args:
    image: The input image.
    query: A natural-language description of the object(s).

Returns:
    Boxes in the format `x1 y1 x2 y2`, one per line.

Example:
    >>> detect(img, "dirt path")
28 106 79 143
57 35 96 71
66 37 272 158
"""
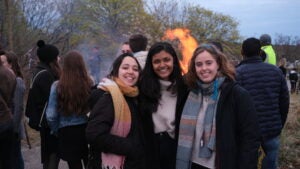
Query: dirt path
21 129 68 169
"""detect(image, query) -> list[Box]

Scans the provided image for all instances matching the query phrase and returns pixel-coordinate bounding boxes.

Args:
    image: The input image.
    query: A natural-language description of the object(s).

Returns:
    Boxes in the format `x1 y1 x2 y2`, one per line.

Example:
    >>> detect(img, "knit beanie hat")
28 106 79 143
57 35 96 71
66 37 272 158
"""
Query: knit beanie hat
259 34 271 45
36 40 59 64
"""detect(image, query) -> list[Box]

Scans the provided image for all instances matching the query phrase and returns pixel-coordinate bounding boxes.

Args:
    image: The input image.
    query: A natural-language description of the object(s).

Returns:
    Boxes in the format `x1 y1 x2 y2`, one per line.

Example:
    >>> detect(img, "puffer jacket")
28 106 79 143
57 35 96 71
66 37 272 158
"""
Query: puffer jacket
236 56 289 140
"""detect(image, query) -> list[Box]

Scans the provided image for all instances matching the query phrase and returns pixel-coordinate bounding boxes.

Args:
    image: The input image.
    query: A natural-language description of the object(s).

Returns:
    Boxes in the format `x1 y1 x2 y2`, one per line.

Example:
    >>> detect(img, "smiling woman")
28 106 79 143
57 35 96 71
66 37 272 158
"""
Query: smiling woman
139 42 188 169
177 43 261 169
86 53 145 169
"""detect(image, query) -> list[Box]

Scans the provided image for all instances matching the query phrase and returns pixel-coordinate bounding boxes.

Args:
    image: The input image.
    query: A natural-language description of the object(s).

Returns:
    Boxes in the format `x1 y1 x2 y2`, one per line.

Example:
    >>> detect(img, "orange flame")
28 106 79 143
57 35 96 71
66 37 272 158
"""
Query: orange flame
163 28 198 74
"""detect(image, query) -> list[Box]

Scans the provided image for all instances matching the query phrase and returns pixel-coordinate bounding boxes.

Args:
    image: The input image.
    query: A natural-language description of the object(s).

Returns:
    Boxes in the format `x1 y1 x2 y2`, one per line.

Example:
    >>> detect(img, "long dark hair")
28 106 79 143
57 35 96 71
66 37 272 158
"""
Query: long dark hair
57 50 93 116
139 42 184 113
3 51 23 78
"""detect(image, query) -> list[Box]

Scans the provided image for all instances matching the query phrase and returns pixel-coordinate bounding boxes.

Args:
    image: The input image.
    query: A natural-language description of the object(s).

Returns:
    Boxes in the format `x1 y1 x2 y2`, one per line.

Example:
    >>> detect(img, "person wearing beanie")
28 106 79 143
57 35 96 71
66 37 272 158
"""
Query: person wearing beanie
25 40 61 169
260 34 277 65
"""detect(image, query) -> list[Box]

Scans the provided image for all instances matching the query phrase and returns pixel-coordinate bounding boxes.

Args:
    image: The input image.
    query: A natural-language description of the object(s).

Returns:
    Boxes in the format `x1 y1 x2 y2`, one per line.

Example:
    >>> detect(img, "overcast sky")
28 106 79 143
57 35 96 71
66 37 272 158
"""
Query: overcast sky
189 0 300 39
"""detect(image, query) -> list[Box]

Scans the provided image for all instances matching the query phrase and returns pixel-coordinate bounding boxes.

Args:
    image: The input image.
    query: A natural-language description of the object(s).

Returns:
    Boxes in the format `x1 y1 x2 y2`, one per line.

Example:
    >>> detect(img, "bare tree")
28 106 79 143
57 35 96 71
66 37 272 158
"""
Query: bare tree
274 34 300 62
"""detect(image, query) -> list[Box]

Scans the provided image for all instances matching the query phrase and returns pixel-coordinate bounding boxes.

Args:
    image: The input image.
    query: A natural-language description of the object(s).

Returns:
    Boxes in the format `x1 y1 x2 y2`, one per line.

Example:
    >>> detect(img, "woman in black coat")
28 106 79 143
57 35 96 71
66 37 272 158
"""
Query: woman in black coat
176 44 260 169
25 40 61 169
138 42 188 169
86 53 145 169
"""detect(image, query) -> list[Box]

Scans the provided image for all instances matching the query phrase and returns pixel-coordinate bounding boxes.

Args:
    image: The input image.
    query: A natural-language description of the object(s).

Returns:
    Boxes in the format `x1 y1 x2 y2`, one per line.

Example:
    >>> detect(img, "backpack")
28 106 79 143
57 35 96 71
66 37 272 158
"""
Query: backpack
25 69 49 131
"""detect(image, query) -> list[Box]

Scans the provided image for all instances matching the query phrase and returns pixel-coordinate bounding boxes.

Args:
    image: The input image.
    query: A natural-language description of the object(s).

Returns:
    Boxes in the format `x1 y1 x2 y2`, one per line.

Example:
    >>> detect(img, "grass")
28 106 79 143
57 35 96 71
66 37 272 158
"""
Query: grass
279 93 300 169
22 92 300 168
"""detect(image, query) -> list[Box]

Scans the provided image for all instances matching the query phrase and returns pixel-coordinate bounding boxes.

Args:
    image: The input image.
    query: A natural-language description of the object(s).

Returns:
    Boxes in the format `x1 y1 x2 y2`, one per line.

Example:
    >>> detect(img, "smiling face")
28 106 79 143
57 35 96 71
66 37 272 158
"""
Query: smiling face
118 56 139 86
195 50 219 83
152 50 174 80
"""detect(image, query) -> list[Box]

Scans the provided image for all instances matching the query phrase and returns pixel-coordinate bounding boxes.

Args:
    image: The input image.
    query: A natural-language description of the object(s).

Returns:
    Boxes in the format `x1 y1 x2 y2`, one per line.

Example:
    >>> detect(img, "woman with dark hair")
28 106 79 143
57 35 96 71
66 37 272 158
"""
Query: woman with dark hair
46 50 93 169
176 44 260 169
138 42 188 169
25 40 61 169
86 53 145 169
1 51 26 169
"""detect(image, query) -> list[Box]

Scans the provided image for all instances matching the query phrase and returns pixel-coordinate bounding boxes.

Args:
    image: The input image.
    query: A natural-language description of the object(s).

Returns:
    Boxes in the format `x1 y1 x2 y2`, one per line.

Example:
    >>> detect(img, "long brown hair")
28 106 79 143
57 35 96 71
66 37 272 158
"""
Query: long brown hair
3 51 23 78
57 50 93 116
185 43 235 89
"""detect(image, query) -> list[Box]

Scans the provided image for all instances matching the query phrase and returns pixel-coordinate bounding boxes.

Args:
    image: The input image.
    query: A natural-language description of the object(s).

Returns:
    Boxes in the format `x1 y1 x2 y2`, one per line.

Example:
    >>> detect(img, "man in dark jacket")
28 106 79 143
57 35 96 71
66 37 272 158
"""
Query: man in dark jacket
236 38 289 169
0 59 16 169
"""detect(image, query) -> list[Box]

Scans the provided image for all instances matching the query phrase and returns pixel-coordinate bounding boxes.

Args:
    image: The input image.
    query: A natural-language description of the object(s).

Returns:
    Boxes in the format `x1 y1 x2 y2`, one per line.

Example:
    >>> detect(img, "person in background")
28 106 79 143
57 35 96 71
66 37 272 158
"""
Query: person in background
289 68 298 94
88 47 101 84
0 52 16 169
260 34 277 65
86 53 145 169
177 43 260 169
129 34 148 68
1 51 26 169
209 41 223 52
260 50 267 62
121 41 132 54
138 42 188 169
25 40 61 169
278 57 287 77
46 51 93 169
236 38 289 169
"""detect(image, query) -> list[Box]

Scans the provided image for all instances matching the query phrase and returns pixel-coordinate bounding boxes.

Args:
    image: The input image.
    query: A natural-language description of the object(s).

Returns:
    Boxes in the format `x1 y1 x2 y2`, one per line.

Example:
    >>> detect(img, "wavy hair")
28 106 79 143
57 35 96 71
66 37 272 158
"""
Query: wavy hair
3 51 23 78
57 50 93 116
185 43 235 89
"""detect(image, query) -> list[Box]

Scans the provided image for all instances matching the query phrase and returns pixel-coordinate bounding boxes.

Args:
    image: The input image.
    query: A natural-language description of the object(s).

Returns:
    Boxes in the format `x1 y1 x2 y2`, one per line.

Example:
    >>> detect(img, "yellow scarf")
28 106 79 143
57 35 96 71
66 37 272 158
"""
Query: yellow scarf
97 77 138 169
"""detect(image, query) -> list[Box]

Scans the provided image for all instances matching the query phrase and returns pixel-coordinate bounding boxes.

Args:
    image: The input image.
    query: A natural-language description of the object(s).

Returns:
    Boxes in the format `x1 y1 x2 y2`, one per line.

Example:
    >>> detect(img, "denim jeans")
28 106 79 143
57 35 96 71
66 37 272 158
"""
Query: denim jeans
262 136 280 169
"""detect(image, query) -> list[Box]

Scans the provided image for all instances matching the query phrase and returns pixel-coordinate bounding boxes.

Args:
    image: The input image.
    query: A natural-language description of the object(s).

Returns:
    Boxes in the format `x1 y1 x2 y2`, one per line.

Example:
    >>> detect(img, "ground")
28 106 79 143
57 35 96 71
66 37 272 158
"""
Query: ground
22 92 300 169
278 93 300 169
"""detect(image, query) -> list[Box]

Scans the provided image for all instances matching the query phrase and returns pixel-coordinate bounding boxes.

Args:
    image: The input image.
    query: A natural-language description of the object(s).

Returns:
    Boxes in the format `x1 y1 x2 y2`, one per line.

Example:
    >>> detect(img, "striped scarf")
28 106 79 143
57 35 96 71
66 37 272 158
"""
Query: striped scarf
176 77 224 169
98 78 138 169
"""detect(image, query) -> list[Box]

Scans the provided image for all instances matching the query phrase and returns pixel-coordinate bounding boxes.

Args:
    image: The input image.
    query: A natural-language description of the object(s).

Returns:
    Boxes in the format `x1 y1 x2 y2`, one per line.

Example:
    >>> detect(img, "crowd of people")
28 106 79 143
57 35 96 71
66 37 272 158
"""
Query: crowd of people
0 33 291 169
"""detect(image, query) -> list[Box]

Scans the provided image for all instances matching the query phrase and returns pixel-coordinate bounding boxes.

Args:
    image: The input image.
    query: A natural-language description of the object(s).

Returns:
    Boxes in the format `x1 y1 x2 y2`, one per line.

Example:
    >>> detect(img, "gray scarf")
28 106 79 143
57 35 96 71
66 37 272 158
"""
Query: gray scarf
176 77 225 169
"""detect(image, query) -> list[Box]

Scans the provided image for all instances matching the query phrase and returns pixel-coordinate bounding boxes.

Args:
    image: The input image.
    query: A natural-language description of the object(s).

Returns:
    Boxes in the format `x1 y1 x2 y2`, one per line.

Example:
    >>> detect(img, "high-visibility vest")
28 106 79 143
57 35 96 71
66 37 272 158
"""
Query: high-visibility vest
261 45 276 65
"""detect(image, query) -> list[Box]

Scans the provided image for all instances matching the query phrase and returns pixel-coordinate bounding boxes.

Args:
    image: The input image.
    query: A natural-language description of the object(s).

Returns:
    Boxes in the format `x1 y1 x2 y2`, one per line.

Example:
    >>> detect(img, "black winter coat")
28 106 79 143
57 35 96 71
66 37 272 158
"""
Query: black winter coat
214 78 261 169
86 89 146 169
25 62 59 162
236 56 289 140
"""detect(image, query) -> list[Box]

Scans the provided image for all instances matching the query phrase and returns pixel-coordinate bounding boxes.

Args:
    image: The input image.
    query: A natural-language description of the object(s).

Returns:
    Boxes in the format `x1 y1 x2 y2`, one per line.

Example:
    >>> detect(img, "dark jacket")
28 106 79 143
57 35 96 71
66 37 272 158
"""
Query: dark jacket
236 56 289 140
0 66 16 133
289 70 298 82
215 78 260 169
86 89 145 169
26 62 57 129
140 80 188 169
25 62 59 162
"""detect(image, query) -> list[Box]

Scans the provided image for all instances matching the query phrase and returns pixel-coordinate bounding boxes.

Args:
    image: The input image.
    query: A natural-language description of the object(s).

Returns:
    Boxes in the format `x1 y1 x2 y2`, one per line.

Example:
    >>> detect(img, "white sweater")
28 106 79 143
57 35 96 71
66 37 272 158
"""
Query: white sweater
152 80 177 138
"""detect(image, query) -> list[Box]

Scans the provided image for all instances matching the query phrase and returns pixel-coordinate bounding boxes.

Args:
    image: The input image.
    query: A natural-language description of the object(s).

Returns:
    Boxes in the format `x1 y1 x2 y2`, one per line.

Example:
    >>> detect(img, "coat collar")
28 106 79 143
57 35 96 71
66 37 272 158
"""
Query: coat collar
238 56 263 66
